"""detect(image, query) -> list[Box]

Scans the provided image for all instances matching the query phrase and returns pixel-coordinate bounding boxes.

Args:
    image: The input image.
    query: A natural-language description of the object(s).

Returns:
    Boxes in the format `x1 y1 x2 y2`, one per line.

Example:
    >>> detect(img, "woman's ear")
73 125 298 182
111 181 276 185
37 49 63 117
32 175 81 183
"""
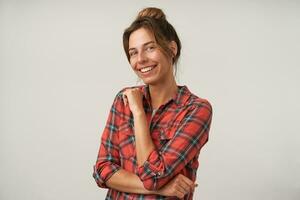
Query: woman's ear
169 41 178 58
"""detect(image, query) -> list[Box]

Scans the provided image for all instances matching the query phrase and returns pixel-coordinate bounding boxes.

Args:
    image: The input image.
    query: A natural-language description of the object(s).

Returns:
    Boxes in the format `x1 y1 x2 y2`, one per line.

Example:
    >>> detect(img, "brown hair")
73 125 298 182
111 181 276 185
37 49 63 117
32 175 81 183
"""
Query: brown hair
123 7 181 73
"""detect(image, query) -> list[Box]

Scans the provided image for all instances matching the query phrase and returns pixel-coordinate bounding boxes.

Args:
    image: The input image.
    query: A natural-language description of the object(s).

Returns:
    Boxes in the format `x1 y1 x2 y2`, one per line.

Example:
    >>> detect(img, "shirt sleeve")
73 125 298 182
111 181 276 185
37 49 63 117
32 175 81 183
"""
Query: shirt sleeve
93 92 124 188
137 101 213 190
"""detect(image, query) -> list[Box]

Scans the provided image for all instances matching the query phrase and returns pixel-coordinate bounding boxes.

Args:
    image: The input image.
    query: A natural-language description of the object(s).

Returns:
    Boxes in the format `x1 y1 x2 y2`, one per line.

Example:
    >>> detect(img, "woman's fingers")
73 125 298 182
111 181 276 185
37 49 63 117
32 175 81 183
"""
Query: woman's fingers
122 89 134 106
175 174 198 197
174 181 187 195
122 88 144 112
122 92 128 106
177 179 191 194
175 190 185 199
174 175 190 194
180 174 197 190
157 174 197 198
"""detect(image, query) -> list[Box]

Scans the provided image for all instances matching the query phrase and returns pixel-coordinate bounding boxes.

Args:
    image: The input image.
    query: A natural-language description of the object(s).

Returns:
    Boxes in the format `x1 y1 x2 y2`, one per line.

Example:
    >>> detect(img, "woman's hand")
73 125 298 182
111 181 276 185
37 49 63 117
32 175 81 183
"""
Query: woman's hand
122 88 144 115
156 174 197 199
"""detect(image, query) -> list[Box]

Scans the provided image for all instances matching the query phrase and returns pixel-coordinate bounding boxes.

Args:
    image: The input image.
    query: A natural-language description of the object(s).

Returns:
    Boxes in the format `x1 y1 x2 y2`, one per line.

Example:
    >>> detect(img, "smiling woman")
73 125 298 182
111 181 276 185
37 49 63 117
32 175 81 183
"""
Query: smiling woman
127 28 176 86
93 7 213 200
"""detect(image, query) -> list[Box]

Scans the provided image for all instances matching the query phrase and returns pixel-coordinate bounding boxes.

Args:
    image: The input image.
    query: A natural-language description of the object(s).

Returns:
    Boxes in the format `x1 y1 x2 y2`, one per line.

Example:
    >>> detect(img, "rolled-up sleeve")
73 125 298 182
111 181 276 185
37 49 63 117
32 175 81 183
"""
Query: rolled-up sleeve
93 93 123 188
137 101 213 190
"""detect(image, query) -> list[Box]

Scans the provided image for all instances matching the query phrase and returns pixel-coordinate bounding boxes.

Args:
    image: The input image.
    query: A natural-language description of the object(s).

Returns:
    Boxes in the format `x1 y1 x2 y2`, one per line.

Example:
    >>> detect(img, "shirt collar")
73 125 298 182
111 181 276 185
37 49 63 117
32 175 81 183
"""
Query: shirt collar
141 85 191 107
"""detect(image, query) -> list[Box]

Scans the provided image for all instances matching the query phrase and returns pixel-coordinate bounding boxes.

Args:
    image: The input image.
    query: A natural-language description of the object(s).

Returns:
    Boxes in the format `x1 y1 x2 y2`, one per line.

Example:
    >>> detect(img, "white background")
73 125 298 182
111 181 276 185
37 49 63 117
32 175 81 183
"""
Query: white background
1 0 299 199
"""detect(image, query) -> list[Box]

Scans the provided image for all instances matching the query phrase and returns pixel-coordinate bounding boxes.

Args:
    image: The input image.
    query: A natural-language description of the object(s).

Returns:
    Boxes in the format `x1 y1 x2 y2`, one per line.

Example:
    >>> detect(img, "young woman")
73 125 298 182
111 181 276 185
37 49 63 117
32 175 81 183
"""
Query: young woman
93 7 213 200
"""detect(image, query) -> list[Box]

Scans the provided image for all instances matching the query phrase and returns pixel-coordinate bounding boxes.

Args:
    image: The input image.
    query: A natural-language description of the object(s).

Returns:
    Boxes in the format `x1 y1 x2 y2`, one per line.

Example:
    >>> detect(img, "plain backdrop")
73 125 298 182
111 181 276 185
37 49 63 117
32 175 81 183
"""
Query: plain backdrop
1 0 299 199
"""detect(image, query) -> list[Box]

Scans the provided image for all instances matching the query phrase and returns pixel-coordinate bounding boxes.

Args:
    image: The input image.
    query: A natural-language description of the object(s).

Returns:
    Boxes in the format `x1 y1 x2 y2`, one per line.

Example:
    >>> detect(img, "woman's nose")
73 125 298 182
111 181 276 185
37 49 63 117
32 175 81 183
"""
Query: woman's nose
137 51 147 63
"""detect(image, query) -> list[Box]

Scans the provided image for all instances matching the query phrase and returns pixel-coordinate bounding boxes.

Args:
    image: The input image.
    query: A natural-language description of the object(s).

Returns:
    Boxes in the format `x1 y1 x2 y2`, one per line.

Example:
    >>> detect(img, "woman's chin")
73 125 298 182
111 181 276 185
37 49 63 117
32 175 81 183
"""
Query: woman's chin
141 77 158 85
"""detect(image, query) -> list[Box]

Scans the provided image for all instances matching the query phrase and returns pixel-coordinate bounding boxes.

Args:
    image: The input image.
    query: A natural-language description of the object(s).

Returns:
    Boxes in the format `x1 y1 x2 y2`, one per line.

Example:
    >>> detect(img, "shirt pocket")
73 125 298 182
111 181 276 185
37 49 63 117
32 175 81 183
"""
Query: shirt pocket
159 115 188 149
152 125 177 150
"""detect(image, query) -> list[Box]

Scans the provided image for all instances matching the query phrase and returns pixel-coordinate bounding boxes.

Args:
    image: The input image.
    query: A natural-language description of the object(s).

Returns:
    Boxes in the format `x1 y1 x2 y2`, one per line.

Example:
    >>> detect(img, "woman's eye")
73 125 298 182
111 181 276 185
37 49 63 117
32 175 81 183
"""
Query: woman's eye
129 51 137 57
146 46 155 51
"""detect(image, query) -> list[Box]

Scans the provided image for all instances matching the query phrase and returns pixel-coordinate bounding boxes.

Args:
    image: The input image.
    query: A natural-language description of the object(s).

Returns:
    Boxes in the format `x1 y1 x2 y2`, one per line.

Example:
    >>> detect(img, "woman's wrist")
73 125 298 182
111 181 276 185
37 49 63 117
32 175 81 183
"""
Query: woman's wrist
132 109 146 118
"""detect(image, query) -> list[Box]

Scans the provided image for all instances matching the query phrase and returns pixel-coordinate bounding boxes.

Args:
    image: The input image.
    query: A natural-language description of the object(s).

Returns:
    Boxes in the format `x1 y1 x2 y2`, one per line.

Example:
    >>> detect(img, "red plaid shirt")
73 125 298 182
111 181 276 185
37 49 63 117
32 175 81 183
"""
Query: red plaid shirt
93 85 212 200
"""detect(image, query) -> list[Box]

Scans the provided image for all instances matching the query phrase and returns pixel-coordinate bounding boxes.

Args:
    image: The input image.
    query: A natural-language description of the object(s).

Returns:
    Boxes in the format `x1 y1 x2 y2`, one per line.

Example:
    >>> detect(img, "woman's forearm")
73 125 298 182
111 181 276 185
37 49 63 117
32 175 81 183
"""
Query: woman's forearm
106 167 195 199
133 111 156 166
106 168 157 195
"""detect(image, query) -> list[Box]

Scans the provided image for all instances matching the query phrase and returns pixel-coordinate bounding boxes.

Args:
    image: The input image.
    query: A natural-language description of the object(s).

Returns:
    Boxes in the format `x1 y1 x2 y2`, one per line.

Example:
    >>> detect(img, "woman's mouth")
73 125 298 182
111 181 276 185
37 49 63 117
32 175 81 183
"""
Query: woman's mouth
139 65 157 73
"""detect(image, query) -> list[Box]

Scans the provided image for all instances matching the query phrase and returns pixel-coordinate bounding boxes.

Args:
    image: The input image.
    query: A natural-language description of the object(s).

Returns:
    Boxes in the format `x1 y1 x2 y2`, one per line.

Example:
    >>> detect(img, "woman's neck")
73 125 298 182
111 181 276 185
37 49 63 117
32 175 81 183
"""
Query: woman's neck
149 78 178 110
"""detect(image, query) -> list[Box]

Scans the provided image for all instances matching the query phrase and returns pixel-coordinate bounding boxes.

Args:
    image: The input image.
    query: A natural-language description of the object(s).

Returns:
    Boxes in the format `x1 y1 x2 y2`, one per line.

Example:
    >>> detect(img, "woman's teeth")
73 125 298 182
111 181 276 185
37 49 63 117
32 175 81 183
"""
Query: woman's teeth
140 65 155 73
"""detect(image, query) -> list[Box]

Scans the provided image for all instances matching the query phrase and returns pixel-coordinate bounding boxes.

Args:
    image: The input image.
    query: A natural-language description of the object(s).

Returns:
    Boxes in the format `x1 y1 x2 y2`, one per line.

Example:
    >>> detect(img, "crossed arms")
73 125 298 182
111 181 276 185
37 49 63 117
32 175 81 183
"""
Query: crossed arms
93 91 212 197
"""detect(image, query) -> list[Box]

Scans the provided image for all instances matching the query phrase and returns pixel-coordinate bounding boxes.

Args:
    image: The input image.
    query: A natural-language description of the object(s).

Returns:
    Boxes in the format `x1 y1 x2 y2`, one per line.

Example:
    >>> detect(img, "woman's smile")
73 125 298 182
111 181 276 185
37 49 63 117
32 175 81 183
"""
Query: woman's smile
139 64 157 73
129 28 173 85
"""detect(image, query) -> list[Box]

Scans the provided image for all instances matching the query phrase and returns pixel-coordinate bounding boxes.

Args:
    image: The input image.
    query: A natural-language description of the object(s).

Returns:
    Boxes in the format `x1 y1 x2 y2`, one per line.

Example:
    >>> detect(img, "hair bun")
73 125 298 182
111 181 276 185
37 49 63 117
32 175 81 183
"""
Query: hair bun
137 7 166 20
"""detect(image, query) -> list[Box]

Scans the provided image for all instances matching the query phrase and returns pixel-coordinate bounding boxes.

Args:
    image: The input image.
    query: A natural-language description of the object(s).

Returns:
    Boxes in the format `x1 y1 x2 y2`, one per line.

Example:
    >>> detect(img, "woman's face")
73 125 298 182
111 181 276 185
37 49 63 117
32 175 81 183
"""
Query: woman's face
128 28 173 85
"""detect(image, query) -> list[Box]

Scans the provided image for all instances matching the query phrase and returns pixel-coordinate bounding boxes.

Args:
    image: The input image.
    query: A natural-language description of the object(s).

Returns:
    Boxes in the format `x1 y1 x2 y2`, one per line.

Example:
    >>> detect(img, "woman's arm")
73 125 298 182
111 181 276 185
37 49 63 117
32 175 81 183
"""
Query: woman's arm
122 88 210 191
106 168 195 198
123 88 212 190
133 110 156 166
122 89 156 166
138 104 212 190
93 93 122 188
106 169 154 194
95 90 196 197
138 103 212 190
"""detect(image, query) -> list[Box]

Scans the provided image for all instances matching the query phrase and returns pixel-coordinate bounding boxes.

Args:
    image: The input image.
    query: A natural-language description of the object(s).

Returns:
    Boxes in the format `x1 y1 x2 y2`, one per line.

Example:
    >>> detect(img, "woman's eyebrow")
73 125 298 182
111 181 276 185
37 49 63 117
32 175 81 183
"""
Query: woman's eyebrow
129 41 155 51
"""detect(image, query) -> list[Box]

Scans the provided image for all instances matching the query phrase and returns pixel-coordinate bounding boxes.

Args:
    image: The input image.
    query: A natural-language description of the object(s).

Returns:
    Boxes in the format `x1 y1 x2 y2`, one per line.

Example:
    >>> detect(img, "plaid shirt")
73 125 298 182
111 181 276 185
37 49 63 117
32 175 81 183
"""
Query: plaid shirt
93 85 213 200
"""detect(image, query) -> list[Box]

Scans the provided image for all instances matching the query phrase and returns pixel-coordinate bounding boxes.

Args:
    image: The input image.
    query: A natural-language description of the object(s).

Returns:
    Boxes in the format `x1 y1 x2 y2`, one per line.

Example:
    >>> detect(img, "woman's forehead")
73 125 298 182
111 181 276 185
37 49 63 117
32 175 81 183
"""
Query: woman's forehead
128 28 156 49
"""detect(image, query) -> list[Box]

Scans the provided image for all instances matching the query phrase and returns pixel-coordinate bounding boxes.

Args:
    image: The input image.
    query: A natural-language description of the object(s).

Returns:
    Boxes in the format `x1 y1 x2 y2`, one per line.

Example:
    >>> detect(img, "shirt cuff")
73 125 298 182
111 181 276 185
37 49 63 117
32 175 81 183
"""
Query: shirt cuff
93 164 121 188
137 149 163 188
